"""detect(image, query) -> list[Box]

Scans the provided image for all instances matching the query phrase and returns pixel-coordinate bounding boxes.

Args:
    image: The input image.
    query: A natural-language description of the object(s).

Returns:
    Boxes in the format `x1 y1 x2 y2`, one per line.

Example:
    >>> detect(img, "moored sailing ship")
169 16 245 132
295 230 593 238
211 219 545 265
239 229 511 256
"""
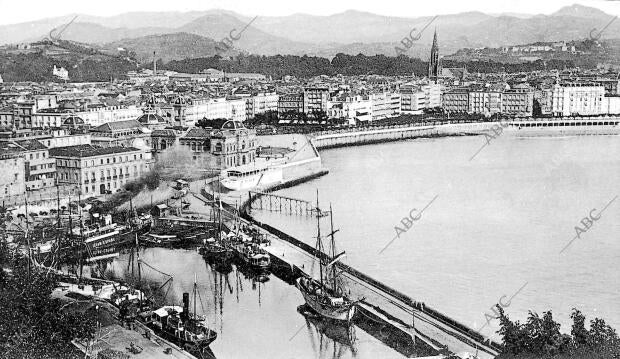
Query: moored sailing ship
296 195 357 322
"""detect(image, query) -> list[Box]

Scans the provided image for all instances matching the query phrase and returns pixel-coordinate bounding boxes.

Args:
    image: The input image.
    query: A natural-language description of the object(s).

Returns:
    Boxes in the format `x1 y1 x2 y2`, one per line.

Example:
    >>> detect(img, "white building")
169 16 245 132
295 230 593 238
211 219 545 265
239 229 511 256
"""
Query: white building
400 87 426 114
171 96 246 127
400 83 441 113
53 65 69 81
422 83 442 108
370 92 401 121
603 96 620 115
328 95 372 124
32 106 143 128
551 83 605 117
245 92 279 119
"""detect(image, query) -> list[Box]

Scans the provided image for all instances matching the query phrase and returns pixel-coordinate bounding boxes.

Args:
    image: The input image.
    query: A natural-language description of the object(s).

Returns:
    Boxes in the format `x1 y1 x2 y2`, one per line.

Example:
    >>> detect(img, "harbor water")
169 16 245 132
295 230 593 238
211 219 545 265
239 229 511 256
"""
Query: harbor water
107 248 412 359
253 134 620 340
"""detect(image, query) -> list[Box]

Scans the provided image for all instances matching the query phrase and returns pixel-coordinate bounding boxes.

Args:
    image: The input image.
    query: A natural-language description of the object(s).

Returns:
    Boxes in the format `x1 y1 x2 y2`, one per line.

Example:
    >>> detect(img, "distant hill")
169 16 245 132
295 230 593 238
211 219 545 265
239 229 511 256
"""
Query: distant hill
0 40 137 82
104 32 238 63
177 13 315 55
44 22 171 45
1 5 619 60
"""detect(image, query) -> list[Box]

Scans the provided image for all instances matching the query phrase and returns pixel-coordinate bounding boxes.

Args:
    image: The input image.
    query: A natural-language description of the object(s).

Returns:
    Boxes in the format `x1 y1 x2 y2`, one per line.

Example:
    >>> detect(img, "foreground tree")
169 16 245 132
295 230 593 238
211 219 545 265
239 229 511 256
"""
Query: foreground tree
496 306 620 359
0 252 95 359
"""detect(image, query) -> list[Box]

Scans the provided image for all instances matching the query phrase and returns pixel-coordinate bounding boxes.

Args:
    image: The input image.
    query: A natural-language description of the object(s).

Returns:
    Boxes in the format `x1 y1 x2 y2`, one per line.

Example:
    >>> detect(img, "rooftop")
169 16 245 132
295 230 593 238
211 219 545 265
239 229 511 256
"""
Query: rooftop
183 127 212 138
0 139 47 153
49 144 141 158
91 119 143 133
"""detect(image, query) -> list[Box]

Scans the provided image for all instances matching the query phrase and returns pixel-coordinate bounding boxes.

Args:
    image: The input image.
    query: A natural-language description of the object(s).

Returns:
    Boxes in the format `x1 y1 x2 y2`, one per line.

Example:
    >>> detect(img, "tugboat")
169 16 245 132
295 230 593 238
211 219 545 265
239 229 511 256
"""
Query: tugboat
296 195 357 322
147 275 217 353
235 242 271 272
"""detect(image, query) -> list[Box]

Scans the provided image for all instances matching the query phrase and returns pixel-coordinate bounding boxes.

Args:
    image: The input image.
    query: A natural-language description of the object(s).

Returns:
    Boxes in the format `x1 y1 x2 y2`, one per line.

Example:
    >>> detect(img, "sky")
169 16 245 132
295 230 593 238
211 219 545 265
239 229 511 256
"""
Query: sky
0 0 619 25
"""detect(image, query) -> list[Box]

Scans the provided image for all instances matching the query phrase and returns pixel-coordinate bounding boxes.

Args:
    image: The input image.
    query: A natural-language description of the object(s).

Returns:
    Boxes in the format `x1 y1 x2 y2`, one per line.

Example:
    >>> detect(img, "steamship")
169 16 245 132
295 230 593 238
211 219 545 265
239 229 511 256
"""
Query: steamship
146 280 217 353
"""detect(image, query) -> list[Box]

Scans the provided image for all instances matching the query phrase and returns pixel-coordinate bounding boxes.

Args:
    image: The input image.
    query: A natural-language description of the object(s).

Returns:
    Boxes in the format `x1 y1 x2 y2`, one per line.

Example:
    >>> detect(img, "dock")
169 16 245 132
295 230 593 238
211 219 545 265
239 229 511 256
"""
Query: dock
247 217 501 359
53 284 199 359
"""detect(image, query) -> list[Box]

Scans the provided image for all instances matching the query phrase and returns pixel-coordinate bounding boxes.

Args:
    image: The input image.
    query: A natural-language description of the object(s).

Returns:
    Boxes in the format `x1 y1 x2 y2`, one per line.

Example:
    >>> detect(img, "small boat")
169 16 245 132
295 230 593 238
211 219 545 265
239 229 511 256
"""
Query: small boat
200 236 233 261
235 242 271 271
147 276 217 353
296 195 357 322
200 194 233 261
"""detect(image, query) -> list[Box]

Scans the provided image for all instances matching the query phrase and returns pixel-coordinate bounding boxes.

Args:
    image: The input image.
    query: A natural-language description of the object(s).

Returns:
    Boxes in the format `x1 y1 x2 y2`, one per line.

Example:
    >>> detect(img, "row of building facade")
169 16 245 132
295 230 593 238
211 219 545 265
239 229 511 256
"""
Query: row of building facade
443 82 620 117
0 117 257 203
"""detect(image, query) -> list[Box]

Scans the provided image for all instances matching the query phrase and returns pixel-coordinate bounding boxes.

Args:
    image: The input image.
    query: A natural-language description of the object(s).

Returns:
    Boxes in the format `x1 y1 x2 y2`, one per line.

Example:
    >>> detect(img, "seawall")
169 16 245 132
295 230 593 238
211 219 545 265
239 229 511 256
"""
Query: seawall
310 117 620 150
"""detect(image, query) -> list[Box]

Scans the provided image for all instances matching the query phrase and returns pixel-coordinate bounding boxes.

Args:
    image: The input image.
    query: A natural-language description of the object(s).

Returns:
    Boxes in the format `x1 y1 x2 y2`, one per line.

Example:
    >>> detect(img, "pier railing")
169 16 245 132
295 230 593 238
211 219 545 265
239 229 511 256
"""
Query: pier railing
309 115 620 138
240 187 503 353
248 191 316 216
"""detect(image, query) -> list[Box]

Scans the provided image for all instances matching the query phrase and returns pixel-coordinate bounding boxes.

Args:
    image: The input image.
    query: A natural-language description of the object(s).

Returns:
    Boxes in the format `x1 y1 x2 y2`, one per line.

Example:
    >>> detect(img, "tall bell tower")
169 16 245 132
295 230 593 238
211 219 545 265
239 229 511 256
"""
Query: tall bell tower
428 29 441 83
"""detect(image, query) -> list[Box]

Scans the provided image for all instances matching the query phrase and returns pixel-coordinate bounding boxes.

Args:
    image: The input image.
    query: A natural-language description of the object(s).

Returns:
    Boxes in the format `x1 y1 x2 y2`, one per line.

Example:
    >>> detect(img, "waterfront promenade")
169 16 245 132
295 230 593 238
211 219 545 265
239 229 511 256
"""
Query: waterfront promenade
309 116 620 149
181 118 620 358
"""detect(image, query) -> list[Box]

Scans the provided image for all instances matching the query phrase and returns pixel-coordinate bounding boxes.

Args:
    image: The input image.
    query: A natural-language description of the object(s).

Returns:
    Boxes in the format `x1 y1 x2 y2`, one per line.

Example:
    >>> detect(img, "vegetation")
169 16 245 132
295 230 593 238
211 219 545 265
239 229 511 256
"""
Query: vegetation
0 42 137 82
163 53 576 79
495 305 620 359
0 248 96 358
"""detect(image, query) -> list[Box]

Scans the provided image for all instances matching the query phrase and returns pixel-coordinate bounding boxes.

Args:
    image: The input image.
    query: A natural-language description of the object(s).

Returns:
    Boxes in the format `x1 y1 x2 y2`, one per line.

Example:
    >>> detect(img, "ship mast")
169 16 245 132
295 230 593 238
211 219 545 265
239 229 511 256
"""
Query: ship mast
315 189 323 286
193 273 197 320
329 203 338 294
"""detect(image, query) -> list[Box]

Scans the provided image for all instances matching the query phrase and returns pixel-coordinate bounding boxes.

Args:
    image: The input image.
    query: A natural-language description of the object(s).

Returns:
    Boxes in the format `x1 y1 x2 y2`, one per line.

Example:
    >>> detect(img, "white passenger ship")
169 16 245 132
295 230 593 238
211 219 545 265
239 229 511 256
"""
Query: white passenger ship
219 147 293 191
220 161 284 191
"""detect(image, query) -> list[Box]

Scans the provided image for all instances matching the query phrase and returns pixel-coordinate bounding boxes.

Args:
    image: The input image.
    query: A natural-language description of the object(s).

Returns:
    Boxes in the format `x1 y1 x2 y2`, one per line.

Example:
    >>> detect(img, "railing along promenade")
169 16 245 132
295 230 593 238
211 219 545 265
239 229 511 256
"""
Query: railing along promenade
310 114 620 138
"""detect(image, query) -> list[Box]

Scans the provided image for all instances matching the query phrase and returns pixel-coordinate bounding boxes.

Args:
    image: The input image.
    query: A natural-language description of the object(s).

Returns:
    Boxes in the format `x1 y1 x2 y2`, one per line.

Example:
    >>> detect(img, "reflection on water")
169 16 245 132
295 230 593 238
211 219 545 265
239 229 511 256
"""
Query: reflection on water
254 135 620 339
103 248 412 359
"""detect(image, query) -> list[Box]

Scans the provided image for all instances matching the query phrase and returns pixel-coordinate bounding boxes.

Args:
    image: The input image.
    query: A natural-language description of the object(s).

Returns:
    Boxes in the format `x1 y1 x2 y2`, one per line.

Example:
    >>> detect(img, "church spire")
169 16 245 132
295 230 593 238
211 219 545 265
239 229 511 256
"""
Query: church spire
428 28 441 83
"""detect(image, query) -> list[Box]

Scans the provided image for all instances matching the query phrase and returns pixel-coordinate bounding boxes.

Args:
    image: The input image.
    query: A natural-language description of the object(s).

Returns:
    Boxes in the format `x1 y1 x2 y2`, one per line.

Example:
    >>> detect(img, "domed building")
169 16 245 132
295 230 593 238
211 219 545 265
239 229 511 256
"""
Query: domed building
136 111 167 130
210 120 256 168
62 115 87 130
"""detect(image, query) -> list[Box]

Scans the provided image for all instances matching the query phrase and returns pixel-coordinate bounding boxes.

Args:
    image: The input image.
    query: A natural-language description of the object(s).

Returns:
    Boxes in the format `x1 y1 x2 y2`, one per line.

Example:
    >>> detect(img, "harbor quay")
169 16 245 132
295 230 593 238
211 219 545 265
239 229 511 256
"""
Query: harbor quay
232 194 500 359
47 279 201 359
8 117 620 359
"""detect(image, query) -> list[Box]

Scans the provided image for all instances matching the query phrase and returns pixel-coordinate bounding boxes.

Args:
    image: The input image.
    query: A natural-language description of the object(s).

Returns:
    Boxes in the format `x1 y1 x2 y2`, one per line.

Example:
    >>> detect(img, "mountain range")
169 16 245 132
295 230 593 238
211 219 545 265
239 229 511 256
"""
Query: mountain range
1 4 619 62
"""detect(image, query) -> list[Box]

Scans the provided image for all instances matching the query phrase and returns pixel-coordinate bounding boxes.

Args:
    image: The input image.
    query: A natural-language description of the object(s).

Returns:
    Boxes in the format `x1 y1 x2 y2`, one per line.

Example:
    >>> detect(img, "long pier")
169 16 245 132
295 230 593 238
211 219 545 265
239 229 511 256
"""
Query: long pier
248 191 316 216
236 190 501 358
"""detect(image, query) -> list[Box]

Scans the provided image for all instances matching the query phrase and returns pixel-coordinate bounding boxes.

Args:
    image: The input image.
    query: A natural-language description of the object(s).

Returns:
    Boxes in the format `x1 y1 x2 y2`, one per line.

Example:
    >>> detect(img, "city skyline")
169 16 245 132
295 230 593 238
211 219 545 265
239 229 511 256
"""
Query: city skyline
0 0 619 26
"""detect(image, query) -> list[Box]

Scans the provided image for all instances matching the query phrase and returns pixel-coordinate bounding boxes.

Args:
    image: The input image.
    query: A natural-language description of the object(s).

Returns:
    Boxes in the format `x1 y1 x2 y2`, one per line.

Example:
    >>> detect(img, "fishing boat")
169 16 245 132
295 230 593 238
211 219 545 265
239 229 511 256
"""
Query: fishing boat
235 242 271 271
200 235 233 260
147 275 217 353
295 196 357 322
200 195 233 261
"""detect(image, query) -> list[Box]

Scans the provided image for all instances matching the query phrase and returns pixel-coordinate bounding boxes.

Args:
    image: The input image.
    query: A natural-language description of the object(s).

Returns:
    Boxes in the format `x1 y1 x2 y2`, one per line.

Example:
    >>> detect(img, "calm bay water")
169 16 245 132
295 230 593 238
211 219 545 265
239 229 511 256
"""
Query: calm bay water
107 248 407 359
254 134 620 339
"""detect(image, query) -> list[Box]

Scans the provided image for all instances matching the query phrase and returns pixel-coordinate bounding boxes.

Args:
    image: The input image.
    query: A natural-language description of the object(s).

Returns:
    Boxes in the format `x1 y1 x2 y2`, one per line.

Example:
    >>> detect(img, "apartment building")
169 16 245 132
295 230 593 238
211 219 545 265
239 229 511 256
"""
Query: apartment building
244 92 279 119
278 93 304 116
501 88 534 116
171 96 246 126
303 86 330 116
31 106 143 128
0 148 26 202
551 83 605 116
327 95 372 124
370 92 401 121
442 89 470 113
50 145 152 196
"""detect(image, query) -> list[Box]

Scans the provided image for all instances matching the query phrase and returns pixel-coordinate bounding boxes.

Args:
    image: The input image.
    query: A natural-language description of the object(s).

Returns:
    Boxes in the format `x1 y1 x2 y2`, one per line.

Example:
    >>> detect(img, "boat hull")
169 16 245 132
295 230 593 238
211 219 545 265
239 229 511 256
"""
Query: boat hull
220 167 283 191
296 278 356 322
